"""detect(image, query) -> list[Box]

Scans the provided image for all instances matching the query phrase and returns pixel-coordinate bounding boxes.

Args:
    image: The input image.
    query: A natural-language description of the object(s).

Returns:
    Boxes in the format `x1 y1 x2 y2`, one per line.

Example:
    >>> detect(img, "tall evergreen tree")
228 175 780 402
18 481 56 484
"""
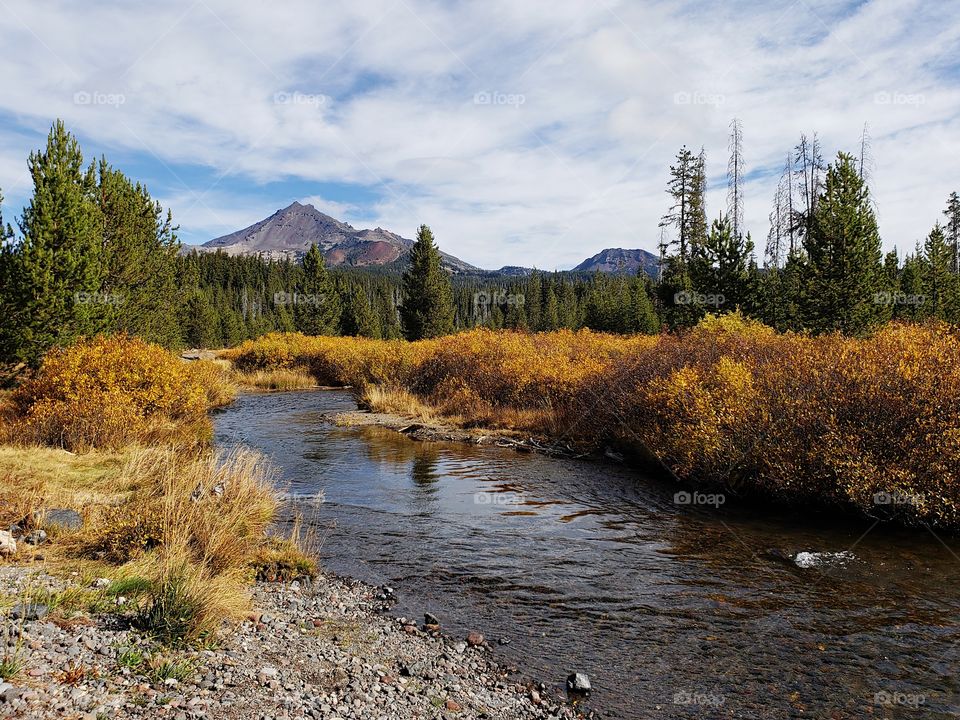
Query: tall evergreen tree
295 243 341 335
943 191 960 274
918 223 960 321
341 284 378 337
8 121 104 363
399 225 454 340
96 159 180 345
801 152 883 335
690 214 754 311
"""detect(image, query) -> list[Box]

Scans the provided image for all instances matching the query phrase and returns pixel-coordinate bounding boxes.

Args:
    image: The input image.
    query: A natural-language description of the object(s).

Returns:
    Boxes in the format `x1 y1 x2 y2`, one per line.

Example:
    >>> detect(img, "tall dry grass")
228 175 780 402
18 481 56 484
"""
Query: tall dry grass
0 335 315 644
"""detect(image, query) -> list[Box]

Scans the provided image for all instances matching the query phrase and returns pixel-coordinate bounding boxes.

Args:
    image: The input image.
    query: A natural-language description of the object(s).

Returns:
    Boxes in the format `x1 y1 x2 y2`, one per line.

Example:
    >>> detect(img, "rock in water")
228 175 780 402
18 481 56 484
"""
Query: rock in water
0 531 16 556
466 631 484 647
423 612 440 627
566 672 592 695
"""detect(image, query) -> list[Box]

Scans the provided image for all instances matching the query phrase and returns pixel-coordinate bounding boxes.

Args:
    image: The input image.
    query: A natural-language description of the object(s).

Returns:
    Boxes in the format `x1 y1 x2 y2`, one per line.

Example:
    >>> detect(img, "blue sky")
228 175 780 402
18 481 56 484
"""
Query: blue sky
0 0 958 269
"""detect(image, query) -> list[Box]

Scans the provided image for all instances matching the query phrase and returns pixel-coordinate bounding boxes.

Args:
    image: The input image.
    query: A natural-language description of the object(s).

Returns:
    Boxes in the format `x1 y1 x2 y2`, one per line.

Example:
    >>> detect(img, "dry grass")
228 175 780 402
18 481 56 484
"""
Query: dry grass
360 386 440 422
0 443 315 644
0 445 131 531
232 368 318 391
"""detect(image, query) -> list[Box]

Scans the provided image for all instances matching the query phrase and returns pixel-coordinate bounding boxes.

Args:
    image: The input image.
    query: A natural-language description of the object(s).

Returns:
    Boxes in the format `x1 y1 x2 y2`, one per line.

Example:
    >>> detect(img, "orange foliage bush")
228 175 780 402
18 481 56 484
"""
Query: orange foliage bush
2 335 234 450
570 314 960 527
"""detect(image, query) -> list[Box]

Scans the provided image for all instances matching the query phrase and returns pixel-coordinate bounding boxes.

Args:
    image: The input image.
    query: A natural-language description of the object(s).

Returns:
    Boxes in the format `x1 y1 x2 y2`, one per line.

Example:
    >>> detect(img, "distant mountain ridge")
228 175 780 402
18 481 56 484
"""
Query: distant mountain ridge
193 203 659 277
197 202 480 273
573 248 659 276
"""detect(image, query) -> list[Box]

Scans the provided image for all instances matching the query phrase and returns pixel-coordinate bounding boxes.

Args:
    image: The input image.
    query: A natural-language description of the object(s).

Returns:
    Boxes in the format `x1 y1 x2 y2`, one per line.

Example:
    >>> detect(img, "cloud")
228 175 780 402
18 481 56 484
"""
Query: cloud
0 0 957 268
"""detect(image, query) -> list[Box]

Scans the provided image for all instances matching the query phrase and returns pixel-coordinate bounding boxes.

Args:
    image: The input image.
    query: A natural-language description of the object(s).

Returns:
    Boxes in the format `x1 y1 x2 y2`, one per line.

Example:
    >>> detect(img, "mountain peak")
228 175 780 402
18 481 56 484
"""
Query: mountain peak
573 247 659 276
197 205 479 272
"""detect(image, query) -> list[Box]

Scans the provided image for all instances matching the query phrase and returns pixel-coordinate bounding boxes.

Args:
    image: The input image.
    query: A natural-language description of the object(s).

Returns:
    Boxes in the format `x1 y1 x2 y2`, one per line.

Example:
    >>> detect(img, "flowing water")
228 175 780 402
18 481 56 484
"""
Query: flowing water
214 389 960 719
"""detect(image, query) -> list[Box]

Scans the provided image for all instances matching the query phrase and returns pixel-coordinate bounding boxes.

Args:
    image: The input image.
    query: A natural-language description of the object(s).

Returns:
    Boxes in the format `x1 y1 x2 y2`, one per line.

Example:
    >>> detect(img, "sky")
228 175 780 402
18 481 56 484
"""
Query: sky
0 0 958 270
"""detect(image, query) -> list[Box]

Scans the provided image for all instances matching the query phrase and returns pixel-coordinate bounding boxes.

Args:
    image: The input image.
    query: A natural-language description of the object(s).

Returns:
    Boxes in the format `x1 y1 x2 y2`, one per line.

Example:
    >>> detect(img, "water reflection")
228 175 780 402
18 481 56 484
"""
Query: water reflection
215 390 960 720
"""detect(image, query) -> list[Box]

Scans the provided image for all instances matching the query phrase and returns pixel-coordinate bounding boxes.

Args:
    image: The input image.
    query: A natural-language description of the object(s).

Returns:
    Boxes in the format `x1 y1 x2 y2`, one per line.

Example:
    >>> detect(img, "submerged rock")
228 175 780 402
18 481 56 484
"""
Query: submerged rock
424 612 440 627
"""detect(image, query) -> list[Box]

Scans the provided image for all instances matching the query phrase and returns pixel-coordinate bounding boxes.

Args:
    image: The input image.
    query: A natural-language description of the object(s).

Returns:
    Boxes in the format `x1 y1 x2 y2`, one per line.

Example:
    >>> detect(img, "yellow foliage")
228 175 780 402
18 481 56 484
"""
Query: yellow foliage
2 335 234 450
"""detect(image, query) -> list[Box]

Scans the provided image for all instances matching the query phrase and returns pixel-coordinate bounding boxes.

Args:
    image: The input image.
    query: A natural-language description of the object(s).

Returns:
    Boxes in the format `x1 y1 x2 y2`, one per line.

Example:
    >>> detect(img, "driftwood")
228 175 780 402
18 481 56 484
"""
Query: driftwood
492 437 590 459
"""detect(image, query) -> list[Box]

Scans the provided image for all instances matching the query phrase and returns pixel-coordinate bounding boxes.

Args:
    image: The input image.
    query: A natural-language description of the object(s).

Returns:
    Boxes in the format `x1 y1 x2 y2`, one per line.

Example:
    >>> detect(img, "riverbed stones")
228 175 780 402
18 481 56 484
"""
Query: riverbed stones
0 564 581 720
467 631 484 647
424 611 440 627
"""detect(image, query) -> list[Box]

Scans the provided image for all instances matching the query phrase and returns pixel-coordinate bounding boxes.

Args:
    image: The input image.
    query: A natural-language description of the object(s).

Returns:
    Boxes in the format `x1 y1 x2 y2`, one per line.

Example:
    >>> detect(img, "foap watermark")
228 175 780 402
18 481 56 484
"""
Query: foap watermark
74 291 123 306
873 291 925 306
673 690 725 708
473 91 525 108
874 690 926 709
874 91 925 107
674 291 725 308
474 290 524 312
674 491 725 508
273 91 327 107
274 291 324 307
674 91 725 107
73 91 125 108
873 490 922 507
474 491 524 506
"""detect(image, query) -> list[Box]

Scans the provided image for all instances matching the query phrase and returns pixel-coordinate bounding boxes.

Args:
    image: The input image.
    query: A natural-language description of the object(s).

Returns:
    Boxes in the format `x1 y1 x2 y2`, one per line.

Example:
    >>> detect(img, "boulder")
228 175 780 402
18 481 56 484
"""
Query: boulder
11 603 48 621
24 529 47 546
566 672 592 695
0 531 15 556
44 509 83 531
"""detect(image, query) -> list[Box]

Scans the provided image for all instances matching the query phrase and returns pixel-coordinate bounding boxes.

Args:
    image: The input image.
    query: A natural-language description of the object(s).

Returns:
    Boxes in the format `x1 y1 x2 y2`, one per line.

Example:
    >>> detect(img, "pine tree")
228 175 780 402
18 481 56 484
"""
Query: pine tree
399 225 454 340
919 223 960 321
342 284 378 337
541 279 560 330
0 190 17 360
801 152 883 335
9 120 104 363
295 243 341 335
943 191 960 274
690 214 754 311
96 159 180 346
660 146 707 262
727 119 745 242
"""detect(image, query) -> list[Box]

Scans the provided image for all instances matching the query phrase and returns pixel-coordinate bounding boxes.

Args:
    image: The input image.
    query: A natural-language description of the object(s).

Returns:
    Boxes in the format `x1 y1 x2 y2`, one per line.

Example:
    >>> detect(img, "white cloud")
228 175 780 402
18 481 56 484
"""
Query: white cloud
0 0 957 268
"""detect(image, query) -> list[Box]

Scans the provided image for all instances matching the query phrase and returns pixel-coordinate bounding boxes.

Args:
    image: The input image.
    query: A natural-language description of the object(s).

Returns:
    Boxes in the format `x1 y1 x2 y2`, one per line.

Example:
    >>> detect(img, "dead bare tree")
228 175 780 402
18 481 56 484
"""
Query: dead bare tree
727 118 745 241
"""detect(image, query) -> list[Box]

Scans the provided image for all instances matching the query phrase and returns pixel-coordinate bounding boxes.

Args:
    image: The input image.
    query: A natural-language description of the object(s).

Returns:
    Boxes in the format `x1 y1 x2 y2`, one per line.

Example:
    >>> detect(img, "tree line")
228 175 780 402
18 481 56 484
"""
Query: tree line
1 119 958 364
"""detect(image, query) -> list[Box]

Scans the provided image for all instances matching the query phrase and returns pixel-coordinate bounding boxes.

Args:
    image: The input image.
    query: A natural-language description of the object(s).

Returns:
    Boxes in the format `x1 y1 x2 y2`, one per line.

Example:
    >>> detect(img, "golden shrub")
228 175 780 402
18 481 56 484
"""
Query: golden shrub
6 335 234 450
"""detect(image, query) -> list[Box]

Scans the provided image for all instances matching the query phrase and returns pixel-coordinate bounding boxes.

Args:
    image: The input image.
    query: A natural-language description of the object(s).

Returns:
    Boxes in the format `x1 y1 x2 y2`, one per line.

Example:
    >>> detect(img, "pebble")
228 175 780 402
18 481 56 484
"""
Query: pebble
0 565 581 720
